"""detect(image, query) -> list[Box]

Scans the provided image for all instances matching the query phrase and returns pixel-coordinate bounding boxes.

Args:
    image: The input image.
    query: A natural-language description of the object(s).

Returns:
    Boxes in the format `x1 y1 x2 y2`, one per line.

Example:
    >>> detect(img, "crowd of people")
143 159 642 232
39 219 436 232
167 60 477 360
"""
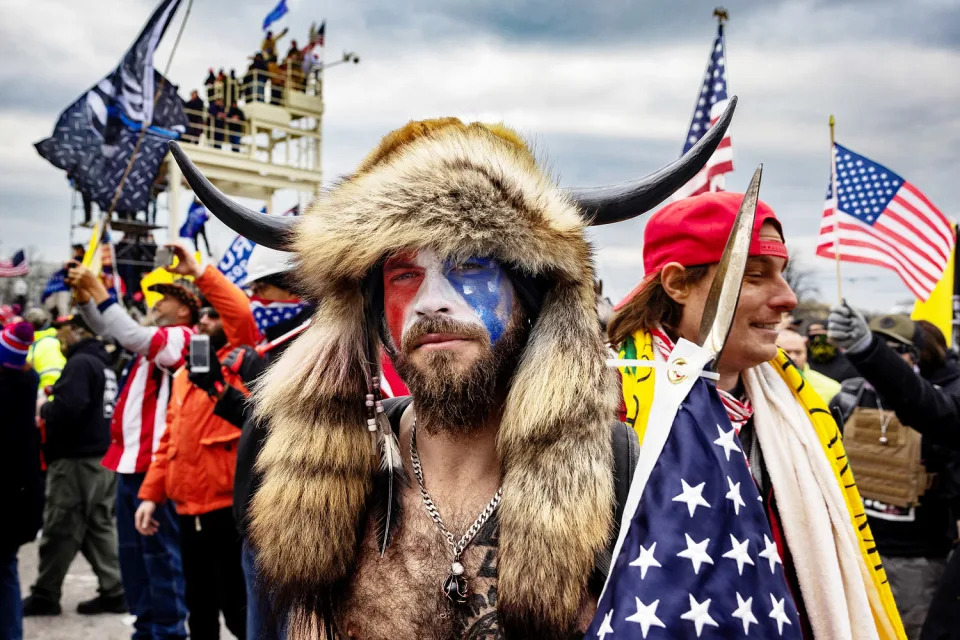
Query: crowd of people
2 116 957 640
1 241 349 639
182 29 312 150
770 305 960 637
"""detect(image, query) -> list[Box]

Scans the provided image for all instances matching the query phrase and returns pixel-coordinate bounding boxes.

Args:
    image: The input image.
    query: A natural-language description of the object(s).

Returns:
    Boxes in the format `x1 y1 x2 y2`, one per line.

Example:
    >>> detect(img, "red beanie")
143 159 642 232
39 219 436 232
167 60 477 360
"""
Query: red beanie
615 192 788 310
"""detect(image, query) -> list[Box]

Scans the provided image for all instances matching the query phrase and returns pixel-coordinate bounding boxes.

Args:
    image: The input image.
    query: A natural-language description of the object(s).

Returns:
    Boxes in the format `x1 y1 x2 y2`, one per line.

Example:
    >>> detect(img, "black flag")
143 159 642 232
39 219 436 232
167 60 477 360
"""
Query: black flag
35 0 186 214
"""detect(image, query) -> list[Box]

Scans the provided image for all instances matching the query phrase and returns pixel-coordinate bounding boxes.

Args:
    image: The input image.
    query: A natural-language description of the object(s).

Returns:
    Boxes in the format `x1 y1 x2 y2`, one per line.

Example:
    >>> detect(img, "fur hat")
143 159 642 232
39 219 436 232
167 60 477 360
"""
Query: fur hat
167 107 737 637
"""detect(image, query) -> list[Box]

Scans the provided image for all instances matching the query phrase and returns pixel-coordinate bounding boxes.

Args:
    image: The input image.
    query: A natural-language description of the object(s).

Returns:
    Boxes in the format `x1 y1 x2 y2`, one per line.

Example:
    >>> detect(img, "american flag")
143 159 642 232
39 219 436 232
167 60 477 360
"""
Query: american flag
673 23 734 200
588 379 800 639
0 249 29 277
817 142 954 301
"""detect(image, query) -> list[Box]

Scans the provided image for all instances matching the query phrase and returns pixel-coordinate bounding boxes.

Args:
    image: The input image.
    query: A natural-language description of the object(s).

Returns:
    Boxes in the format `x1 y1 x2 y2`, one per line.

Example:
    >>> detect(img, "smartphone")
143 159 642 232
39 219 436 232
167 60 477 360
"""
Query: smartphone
154 246 175 269
189 333 211 374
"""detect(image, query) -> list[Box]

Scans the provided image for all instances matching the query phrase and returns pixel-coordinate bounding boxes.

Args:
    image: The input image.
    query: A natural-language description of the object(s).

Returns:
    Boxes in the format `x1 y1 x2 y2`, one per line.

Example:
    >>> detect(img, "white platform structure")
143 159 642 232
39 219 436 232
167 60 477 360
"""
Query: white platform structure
166 63 326 234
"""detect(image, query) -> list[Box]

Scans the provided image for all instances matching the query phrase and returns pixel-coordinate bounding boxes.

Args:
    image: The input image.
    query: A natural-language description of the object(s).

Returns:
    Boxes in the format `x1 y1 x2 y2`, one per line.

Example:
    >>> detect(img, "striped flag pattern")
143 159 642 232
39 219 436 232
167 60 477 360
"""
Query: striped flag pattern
817 142 954 301
673 23 733 199
0 250 29 277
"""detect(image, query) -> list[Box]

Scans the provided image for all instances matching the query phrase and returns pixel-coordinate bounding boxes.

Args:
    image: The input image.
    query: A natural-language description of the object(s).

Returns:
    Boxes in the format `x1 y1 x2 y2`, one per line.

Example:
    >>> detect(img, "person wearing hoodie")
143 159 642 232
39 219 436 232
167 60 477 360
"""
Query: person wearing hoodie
22 314 125 617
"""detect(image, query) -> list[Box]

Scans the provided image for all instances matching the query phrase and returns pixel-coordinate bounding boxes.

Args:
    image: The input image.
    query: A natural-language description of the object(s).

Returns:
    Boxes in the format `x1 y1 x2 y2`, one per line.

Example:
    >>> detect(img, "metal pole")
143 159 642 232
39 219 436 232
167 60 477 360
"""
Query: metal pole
830 114 843 303
952 224 960 352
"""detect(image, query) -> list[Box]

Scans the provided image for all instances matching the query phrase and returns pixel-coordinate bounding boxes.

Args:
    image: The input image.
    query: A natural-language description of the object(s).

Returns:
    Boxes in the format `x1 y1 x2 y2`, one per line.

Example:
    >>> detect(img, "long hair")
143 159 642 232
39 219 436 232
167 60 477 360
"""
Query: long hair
607 266 710 348
914 319 947 377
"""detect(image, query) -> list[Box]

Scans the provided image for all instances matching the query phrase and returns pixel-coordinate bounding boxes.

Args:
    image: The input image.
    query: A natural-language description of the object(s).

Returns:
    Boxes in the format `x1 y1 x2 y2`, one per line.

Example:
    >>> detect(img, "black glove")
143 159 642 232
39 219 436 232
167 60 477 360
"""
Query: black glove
187 339 224 396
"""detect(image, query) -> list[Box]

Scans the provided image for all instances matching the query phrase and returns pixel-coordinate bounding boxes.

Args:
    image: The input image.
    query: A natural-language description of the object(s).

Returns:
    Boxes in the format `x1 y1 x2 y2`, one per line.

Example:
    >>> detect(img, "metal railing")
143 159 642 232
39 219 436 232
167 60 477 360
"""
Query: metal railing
179 62 322 171
205 61 318 109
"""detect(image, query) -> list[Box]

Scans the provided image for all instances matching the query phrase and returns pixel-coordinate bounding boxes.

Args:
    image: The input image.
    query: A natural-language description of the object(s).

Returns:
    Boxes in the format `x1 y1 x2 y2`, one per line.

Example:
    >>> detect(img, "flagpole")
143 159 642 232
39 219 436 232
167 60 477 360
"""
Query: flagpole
952 224 960 352
830 114 843 303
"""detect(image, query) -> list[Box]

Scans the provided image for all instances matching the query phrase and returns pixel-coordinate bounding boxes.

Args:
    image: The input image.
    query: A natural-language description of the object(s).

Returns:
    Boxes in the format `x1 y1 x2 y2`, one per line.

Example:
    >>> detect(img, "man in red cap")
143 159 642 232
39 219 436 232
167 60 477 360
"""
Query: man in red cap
607 192 904 639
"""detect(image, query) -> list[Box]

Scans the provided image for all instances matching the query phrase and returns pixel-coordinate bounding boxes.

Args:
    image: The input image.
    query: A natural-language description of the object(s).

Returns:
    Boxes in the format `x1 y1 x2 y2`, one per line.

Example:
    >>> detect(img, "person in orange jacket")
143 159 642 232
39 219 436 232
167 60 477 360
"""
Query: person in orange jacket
134 244 258 640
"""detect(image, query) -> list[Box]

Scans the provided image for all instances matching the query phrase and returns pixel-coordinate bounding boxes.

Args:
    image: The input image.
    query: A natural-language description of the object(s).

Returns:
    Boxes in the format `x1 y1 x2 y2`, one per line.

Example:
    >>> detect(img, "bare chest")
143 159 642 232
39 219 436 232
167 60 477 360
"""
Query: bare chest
334 491 502 640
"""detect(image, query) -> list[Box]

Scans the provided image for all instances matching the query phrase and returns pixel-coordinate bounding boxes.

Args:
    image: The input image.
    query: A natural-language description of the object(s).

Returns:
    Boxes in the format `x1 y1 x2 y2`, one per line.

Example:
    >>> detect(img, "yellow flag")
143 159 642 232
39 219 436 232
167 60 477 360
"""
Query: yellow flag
912 225 956 347
81 220 104 276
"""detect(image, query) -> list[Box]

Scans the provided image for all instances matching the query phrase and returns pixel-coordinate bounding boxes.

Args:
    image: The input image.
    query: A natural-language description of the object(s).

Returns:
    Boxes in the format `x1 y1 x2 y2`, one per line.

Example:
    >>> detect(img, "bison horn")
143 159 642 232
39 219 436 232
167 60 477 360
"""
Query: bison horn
167 142 295 251
575 95 737 226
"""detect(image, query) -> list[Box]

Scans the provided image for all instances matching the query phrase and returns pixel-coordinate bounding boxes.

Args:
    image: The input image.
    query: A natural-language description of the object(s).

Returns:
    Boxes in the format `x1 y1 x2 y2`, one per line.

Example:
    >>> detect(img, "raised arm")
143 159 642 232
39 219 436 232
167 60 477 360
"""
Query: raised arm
70 264 186 364
829 302 960 450
77 298 109 337
166 244 260 348
847 335 960 451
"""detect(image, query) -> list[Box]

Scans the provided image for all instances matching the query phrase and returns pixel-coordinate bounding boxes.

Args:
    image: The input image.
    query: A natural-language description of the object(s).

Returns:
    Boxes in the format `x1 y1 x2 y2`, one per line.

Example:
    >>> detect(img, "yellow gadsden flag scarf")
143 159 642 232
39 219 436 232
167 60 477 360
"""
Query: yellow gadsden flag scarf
618 328 905 639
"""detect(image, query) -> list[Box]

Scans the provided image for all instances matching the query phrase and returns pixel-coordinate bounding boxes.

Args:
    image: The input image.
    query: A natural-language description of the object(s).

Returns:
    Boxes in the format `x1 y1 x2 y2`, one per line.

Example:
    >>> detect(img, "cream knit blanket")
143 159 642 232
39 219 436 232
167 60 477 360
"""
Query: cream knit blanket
744 362 882 640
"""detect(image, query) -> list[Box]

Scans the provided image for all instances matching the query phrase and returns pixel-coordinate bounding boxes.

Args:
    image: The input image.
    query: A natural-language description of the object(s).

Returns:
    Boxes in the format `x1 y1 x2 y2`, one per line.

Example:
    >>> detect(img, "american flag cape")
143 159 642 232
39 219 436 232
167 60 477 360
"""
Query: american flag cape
672 23 734 200
590 339 800 639
817 142 953 301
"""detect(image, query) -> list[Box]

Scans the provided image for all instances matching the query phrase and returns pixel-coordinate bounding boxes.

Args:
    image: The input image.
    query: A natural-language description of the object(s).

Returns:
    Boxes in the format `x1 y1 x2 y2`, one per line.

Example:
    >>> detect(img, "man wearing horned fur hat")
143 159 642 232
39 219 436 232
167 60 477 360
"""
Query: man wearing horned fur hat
169 107 735 638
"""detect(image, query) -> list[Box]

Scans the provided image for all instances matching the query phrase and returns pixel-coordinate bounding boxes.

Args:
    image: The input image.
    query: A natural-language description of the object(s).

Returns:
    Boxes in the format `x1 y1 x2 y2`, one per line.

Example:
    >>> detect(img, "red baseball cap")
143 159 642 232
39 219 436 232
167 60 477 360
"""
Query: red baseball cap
615 192 788 310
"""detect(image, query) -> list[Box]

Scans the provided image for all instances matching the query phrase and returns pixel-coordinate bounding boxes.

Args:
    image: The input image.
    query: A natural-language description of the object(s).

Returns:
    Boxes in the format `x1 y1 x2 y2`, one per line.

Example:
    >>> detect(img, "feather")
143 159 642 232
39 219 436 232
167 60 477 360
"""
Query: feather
374 408 406 556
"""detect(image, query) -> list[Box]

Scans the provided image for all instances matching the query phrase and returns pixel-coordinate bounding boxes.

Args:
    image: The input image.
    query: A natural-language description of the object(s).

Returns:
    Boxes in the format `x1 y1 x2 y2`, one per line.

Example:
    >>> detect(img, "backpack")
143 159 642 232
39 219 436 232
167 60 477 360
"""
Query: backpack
381 396 639 592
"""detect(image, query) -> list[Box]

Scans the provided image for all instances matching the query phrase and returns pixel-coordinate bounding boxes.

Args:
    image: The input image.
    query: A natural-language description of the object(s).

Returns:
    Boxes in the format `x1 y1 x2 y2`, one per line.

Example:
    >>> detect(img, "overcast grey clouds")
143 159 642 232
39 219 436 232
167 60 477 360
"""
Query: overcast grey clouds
1 0 959 309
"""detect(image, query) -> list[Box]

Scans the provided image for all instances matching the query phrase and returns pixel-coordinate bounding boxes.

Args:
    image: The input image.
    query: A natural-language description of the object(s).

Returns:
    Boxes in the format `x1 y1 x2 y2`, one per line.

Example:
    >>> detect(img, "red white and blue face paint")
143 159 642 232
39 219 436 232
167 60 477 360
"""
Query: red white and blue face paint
382 249 515 349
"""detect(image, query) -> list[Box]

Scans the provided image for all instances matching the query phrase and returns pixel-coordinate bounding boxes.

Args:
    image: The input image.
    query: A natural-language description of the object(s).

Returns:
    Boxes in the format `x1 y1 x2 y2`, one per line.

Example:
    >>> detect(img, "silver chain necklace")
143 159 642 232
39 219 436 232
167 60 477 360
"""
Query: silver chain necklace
410 418 502 604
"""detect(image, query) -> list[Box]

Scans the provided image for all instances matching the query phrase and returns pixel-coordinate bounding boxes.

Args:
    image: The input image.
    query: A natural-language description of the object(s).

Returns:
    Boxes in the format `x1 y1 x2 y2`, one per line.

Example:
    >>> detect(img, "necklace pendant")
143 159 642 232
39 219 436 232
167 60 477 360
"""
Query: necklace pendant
442 567 468 604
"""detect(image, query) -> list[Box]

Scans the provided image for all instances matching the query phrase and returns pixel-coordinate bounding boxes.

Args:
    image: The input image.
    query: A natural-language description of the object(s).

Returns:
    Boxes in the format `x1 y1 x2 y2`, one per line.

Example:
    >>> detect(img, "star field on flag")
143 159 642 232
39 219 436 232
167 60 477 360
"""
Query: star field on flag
817 142 954 301
587 380 801 638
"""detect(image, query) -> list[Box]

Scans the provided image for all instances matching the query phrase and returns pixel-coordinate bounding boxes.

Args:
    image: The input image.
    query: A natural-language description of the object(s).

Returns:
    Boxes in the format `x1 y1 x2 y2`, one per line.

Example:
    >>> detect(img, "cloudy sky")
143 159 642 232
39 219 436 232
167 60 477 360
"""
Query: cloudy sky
2 0 959 310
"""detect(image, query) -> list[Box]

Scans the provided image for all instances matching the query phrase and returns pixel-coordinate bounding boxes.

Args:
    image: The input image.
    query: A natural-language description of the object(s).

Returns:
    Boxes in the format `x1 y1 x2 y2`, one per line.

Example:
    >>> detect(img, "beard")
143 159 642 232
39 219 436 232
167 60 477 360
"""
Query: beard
392 314 528 437
205 326 228 352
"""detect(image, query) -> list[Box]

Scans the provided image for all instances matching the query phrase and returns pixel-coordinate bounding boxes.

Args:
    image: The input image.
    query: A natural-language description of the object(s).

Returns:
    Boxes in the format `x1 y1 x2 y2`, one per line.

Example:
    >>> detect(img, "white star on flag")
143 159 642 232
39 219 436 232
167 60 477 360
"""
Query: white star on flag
759 534 783 573
732 592 759 634
628 542 662 580
769 594 793 635
680 593 719 637
625 598 666 638
672 479 711 517
713 424 741 461
596 609 614 640
677 533 714 575
721 533 755 575
725 476 746 515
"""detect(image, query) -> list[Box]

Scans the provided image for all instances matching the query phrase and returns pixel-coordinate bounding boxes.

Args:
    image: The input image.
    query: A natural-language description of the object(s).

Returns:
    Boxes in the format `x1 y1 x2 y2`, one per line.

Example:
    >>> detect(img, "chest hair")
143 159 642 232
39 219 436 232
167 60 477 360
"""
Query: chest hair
333 487 503 640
